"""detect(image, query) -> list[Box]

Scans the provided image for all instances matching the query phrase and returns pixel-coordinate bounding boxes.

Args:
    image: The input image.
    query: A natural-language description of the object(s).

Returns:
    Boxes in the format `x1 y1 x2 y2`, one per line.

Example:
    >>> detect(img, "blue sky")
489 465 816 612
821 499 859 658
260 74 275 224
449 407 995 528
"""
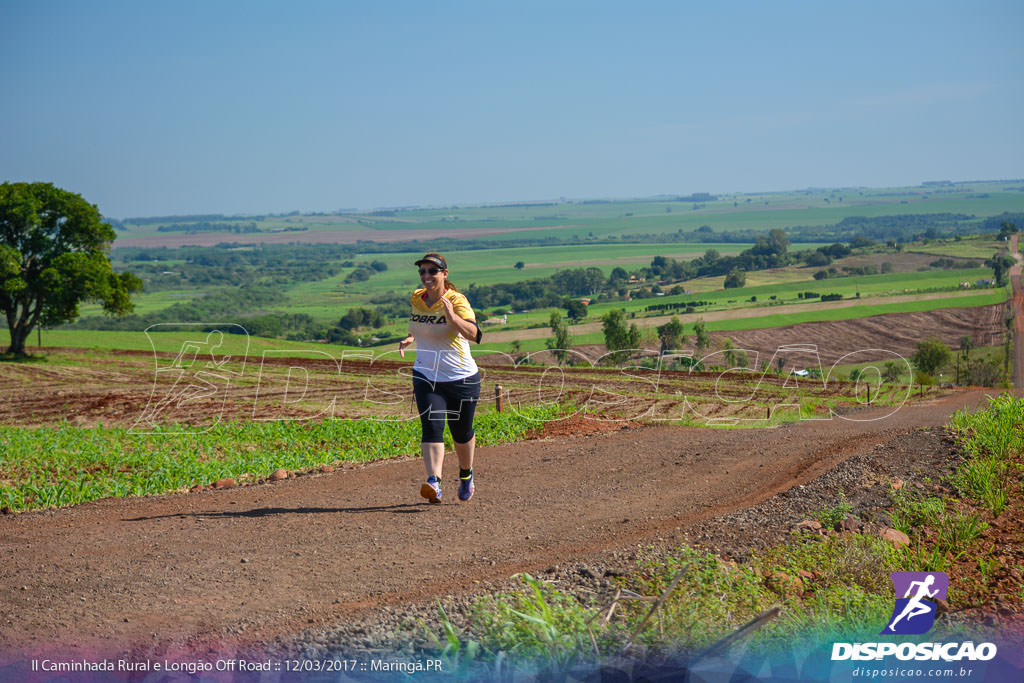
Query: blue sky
1 1 1022 218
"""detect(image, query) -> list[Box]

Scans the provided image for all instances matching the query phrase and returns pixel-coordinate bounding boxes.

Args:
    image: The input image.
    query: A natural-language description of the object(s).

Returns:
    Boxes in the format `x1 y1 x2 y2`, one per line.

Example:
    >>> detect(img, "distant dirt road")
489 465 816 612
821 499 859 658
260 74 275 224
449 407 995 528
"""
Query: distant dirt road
0 389 995 662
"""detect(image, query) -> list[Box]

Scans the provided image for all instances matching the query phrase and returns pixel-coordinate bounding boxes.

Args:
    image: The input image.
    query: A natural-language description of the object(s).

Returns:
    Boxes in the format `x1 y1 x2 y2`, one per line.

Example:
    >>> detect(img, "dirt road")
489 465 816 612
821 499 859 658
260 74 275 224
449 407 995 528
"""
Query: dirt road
1010 233 1023 389
0 389 994 662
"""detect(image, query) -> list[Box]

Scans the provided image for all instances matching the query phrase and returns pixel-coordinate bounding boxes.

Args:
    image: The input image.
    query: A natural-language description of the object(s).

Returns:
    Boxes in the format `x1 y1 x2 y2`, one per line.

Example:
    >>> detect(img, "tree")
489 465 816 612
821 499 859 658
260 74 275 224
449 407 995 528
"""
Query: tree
964 357 1002 387
959 336 973 358
609 266 629 284
806 251 831 267
723 267 746 289
564 299 588 322
911 338 951 375
546 310 572 364
1 182 141 355
723 337 748 369
514 261 525 270
657 316 686 354
882 361 903 384
956 336 973 384
601 308 640 357
693 318 712 355
986 250 1015 287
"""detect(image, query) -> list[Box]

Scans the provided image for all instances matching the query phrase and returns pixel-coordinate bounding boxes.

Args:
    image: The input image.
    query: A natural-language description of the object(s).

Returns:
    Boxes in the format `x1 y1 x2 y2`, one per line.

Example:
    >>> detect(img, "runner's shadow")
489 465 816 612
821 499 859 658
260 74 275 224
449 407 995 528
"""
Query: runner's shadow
124 503 424 521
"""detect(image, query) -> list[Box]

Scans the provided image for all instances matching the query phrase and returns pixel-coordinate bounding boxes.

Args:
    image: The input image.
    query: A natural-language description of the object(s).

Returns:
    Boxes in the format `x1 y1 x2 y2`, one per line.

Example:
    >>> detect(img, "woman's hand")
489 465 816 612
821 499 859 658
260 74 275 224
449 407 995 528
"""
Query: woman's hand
439 295 456 319
398 335 414 358
440 295 479 342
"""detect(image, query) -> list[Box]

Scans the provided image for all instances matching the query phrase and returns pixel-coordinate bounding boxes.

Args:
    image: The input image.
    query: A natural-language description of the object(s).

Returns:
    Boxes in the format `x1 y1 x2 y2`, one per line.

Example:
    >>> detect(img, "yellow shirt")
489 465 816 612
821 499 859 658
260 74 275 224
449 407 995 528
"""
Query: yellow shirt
409 288 480 381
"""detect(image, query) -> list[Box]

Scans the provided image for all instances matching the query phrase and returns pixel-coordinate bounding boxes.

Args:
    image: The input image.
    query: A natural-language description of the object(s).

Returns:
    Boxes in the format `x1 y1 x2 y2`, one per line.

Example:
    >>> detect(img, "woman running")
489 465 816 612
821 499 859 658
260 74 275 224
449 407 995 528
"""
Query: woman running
398 253 482 503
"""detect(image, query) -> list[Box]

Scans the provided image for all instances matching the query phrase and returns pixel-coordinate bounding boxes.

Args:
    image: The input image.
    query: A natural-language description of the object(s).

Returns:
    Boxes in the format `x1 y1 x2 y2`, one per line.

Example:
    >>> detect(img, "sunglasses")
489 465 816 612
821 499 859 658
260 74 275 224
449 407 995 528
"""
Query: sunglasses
418 267 441 275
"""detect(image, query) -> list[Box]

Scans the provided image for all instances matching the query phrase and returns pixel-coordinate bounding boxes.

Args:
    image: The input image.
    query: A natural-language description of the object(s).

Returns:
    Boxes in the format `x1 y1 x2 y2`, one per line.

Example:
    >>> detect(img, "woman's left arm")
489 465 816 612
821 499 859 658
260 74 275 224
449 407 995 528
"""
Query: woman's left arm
440 295 482 343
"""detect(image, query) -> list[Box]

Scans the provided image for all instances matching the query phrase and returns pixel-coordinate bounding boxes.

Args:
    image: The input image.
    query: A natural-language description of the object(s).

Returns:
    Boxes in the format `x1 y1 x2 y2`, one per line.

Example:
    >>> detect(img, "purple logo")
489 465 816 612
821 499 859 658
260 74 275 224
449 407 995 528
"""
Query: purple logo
882 572 949 635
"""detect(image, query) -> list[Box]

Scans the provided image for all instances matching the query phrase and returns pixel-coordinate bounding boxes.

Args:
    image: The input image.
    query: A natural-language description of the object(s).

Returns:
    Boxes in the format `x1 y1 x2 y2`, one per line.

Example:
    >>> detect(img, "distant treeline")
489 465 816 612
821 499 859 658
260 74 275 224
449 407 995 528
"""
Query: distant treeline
643 300 714 313
581 193 716 204
66 284 403 346
123 214 232 226
66 285 298 332
113 243 358 291
465 230 795 310
156 222 260 233
466 270 607 310
980 212 1024 232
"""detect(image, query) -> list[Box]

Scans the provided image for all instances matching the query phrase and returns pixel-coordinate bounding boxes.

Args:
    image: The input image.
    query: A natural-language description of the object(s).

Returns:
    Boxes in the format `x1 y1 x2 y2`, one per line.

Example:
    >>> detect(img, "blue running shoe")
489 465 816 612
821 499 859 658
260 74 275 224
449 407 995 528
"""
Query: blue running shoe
420 476 441 504
458 471 475 501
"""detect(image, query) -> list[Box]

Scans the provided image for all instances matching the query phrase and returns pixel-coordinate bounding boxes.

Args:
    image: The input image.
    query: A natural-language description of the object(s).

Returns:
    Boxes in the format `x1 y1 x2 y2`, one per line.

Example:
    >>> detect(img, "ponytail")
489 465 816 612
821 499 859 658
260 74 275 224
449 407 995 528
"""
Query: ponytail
445 281 458 292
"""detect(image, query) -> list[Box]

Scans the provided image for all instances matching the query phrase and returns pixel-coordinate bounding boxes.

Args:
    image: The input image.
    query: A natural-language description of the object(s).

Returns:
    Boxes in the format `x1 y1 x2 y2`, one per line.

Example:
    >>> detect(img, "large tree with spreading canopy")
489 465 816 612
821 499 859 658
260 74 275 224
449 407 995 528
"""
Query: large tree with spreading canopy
0 182 141 355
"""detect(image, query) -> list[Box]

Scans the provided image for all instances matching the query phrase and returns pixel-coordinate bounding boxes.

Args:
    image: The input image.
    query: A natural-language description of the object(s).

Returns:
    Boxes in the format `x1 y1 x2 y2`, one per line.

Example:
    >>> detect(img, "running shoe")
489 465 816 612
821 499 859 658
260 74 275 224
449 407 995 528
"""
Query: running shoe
458 471 475 501
420 476 442 504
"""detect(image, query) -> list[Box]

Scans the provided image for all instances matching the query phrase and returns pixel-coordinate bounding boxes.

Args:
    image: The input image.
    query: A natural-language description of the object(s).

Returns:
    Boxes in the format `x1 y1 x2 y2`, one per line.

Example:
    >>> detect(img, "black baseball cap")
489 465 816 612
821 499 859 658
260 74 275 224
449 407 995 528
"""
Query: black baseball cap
414 253 447 270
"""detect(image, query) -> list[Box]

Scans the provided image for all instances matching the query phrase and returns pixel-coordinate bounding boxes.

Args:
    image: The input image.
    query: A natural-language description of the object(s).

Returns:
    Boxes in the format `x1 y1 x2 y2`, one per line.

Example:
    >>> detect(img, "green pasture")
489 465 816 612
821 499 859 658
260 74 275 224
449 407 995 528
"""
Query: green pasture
703 290 1007 333
469 267 997 333
280 242 762 319
50 288 1008 360
81 248 991 325
904 239 1010 259
0 403 563 513
412 189 1024 241
73 289 208 318
475 289 1009 353
112 182 1024 246
703 267 992 303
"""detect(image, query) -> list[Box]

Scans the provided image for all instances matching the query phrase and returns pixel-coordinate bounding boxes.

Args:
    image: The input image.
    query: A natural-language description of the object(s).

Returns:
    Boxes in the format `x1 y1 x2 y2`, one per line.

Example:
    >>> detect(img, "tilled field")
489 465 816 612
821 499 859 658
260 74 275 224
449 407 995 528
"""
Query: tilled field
0 345 891 432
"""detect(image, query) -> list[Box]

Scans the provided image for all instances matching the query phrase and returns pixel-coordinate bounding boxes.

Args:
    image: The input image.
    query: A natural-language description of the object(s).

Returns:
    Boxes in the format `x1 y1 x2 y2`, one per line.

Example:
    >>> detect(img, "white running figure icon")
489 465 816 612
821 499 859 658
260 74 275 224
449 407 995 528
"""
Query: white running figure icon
886 574 939 632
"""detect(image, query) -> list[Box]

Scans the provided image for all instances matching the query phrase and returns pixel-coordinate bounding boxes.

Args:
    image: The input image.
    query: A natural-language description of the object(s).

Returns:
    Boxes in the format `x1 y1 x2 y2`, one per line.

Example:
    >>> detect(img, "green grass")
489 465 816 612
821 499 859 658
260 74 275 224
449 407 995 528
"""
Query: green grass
419 395 1024 672
705 290 1007 332
906 243 1007 260
490 289 1008 353
947 393 1024 516
470 270 1001 337
0 403 564 512
22 286 1000 361
279 242 763 319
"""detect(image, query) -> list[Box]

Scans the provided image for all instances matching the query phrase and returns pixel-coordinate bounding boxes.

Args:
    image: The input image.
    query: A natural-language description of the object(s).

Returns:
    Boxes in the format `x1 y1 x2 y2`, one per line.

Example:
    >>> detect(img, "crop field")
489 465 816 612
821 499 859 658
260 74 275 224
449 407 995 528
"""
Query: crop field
477 287 1008 348
276 241 764 320
0 341 923 513
110 182 1024 246
905 238 1011 259
75 254 996 338
0 346 908 431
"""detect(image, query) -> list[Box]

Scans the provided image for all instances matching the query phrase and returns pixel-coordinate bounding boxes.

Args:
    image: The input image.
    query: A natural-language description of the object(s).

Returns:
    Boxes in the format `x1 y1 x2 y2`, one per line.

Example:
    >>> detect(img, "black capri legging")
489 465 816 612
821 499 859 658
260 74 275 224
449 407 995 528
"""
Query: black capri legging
412 371 481 444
